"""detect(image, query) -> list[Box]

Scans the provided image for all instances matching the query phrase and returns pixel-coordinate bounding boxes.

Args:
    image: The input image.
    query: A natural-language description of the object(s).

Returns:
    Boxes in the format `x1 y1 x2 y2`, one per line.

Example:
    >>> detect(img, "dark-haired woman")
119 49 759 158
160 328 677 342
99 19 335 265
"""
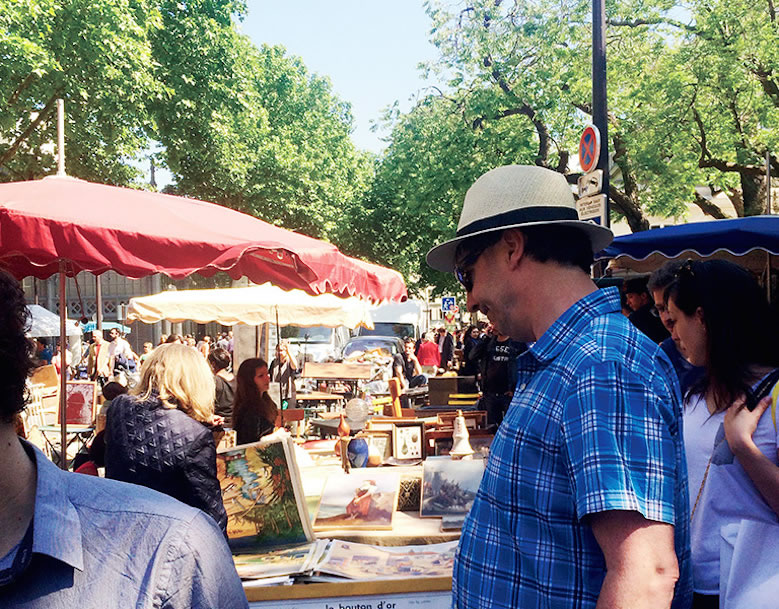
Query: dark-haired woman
665 260 779 608
232 358 277 445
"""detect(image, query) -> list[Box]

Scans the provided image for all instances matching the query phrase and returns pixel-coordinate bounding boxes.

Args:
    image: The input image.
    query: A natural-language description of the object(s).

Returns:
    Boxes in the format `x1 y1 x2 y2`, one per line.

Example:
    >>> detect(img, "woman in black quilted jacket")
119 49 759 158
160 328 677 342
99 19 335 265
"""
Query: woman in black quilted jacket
104 343 227 533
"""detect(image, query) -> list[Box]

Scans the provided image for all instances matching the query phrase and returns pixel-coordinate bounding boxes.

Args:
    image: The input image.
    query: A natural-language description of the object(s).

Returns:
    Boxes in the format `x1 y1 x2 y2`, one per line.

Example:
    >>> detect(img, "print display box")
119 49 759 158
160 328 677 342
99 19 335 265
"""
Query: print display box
218 436 312 552
313 469 400 531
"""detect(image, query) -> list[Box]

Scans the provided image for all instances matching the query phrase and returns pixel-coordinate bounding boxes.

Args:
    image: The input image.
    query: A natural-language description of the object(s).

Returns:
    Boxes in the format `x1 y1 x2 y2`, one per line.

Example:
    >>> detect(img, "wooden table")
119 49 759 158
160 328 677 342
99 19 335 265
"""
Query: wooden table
302 362 373 380
245 576 452 607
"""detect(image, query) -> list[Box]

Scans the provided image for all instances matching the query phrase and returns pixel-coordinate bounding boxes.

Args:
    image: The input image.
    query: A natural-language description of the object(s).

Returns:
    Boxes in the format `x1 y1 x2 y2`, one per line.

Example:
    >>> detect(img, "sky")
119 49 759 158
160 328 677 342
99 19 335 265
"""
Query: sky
239 0 439 153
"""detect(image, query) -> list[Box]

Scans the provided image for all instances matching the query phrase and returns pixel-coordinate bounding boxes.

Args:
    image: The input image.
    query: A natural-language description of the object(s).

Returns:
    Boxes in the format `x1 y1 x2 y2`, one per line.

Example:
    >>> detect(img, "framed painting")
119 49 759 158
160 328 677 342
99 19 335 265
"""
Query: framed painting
60 381 98 426
313 469 399 531
361 429 392 462
392 422 425 460
420 456 485 518
217 436 312 552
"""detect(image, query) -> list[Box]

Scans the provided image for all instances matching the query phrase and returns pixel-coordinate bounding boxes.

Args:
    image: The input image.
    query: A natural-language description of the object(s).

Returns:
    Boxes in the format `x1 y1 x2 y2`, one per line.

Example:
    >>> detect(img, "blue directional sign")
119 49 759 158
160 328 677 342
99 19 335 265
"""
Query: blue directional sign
441 296 456 312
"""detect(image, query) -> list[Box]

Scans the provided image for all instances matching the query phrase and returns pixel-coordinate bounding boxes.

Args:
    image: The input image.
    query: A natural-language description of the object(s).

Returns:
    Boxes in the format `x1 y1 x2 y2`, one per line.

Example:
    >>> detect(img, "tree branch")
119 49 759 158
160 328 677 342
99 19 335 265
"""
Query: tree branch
611 132 650 232
607 17 697 33
477 58 550 167
5 73 36 110
768 0 776 23
692 107 766 176
610 187 650 232
692 192 727 219
0 93 61 170
749 63 779 107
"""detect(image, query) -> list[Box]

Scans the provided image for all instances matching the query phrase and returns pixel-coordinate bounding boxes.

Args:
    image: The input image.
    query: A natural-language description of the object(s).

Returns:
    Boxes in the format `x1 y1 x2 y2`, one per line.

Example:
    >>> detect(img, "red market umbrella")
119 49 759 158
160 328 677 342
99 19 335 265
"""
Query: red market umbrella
1 175 406 468
0 175 407 302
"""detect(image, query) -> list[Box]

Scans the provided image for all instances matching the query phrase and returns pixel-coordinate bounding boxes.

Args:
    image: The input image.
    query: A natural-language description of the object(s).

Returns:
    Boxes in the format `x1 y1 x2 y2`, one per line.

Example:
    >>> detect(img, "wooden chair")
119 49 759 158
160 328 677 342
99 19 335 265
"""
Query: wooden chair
386 378 403 417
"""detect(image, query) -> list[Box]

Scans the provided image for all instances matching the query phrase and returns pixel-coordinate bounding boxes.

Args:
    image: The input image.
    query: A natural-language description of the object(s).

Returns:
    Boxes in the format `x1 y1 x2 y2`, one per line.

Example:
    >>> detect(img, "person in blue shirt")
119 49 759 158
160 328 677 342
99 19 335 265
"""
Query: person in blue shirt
0 269 247 609
427 165 691 609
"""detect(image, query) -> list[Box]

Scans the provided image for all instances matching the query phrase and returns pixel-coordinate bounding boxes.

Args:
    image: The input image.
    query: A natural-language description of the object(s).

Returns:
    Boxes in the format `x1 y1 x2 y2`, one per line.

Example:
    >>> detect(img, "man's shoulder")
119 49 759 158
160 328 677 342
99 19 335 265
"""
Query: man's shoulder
67 469 202 524
559 309 663 372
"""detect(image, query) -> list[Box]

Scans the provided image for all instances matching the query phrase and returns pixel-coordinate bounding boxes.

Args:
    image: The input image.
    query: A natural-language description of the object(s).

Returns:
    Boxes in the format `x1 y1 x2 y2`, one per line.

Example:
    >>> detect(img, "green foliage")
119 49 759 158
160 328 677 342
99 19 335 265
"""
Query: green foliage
1 0 370 247
357 0 779 291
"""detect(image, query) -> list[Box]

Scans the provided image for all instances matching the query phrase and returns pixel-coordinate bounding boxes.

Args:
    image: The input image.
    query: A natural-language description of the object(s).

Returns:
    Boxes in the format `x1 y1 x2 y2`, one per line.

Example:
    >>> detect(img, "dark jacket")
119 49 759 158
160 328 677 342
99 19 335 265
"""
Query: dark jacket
233 393 277 446
213 374 236 426
438 332 455 367
104 393 227 533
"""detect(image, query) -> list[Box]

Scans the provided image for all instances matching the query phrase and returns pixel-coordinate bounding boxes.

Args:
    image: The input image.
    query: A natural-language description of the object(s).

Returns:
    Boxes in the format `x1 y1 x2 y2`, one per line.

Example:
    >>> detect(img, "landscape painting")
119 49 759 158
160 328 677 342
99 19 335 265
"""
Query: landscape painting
218 436 312 552
420 457 485 518
313 470 399 531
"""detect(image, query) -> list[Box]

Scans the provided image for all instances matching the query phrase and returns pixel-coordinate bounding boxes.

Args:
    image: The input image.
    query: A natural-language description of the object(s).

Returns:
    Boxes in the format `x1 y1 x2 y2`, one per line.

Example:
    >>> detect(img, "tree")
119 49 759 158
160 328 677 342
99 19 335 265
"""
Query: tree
0 0 161 183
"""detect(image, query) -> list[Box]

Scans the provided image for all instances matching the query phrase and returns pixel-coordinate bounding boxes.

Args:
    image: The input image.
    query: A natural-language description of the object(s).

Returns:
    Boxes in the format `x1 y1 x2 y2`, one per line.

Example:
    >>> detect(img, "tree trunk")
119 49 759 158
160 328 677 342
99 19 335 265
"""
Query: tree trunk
741 172 768 216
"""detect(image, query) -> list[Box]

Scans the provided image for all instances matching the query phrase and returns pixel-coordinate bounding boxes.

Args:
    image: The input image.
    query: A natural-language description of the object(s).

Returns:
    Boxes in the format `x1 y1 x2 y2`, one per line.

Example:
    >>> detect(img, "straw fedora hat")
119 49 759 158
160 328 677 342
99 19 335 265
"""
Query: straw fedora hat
426 165 613 272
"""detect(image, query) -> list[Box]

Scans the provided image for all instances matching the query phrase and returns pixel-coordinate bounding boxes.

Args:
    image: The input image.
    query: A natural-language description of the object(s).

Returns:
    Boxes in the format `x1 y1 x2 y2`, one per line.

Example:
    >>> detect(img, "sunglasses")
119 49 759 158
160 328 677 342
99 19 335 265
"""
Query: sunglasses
453 247 486 292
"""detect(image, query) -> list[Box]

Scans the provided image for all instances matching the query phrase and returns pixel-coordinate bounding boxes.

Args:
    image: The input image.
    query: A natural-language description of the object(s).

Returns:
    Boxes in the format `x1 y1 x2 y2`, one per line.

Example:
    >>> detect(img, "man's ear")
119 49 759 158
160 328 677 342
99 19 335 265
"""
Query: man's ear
501 228 526 270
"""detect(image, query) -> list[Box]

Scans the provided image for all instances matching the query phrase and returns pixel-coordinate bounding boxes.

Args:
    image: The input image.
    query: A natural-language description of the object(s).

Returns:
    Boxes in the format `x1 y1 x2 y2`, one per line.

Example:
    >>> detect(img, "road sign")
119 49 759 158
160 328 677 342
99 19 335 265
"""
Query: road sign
441 296 456 312
579 125 601 173
576 194 608 225
578 169 603 198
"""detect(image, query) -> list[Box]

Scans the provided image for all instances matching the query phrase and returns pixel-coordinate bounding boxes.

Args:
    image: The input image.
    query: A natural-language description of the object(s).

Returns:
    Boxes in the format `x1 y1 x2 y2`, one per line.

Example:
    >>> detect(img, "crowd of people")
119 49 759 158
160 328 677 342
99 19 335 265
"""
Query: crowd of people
3 163 779 609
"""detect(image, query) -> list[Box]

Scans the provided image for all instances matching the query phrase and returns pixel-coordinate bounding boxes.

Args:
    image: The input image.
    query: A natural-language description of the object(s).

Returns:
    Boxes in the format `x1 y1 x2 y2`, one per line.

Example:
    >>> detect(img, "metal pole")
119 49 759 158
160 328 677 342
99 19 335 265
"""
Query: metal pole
95 275 103 332
592 0 610 227
767 151 772 215
58 262 68 469
275 307 284 410
56 99 65 176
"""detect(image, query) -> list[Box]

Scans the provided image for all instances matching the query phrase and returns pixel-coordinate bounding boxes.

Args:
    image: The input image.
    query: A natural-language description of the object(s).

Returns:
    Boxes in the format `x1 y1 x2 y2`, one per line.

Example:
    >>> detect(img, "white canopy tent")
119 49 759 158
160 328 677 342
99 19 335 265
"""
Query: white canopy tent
126 283 375 329
27 304 81 338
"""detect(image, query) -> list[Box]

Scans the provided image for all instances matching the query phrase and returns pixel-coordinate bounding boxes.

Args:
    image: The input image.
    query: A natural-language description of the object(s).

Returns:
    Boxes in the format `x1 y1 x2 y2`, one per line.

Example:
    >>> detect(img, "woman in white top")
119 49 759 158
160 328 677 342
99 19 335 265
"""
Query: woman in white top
665 260 779 609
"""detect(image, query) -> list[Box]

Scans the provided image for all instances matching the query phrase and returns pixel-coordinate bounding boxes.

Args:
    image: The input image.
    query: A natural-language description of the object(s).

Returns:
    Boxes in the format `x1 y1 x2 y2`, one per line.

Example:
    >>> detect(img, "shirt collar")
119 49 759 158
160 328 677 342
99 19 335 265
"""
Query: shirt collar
527 286 621 364
24 440 84 571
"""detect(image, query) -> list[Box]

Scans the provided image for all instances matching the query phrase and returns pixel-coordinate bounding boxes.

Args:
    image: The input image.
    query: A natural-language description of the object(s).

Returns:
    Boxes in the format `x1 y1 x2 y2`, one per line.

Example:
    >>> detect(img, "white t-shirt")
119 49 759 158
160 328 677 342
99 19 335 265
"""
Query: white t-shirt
685 392 779 593
108 337 132 361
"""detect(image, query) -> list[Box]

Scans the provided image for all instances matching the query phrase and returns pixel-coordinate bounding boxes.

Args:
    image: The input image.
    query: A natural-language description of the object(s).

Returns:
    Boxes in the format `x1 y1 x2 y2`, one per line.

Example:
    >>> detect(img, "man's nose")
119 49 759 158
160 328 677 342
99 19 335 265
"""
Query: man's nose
465 292 478 313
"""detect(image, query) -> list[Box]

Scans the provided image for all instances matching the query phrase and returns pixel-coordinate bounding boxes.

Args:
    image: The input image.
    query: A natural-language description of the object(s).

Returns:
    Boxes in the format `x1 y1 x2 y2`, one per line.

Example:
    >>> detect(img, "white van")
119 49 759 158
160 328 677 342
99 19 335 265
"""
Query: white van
279 325 351 363
356 300 425 341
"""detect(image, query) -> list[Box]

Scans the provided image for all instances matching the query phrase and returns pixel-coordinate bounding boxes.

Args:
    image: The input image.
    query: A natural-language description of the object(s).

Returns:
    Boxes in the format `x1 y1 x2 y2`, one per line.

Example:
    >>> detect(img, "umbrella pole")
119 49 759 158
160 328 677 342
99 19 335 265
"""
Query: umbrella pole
275 306 284 410
58 262 68 469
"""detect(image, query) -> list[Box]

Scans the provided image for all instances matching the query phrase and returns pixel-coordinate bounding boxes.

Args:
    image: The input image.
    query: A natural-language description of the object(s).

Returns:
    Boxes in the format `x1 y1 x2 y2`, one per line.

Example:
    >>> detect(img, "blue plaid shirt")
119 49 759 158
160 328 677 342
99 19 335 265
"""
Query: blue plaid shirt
453 287 691 609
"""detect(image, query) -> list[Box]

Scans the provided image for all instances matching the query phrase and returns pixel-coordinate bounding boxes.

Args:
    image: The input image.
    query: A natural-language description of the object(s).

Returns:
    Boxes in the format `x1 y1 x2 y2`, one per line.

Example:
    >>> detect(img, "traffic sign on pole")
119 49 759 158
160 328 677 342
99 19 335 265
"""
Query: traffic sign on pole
579 125 601 174
578 169 603 198
576 194 608 226
441 296 456 313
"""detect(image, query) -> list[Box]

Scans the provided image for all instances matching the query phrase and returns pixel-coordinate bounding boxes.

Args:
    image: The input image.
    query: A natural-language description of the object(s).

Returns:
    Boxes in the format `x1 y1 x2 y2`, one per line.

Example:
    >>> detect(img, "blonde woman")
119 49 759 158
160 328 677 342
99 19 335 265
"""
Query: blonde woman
104 343 227 533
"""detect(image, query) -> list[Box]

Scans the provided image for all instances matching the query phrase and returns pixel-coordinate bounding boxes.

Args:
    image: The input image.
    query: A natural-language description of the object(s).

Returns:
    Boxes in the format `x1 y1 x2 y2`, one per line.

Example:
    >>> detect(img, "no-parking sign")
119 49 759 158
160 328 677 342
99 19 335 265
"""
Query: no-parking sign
579 125 601 173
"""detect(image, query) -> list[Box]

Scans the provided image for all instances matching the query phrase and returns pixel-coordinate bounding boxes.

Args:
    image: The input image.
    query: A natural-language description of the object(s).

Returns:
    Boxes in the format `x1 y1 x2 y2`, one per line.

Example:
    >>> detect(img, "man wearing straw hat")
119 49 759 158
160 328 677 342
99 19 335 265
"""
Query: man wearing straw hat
427 165 691 609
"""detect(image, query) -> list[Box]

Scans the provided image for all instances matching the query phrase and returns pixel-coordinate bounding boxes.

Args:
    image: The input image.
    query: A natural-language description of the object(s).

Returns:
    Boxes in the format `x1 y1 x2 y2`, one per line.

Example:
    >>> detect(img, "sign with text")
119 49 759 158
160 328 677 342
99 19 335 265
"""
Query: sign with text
576 194 608 226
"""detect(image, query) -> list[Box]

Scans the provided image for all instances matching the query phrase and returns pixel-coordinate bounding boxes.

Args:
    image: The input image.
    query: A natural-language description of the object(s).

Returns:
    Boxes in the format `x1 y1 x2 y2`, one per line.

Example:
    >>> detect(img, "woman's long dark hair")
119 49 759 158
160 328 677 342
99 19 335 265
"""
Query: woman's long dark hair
665 259 779 412
233 358 276 423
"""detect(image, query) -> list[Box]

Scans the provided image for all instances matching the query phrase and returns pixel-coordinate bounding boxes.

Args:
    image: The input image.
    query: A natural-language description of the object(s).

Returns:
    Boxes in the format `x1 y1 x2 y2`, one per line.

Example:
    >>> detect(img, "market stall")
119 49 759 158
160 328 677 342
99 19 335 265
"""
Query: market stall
595 215 779 274
1 174 406 467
